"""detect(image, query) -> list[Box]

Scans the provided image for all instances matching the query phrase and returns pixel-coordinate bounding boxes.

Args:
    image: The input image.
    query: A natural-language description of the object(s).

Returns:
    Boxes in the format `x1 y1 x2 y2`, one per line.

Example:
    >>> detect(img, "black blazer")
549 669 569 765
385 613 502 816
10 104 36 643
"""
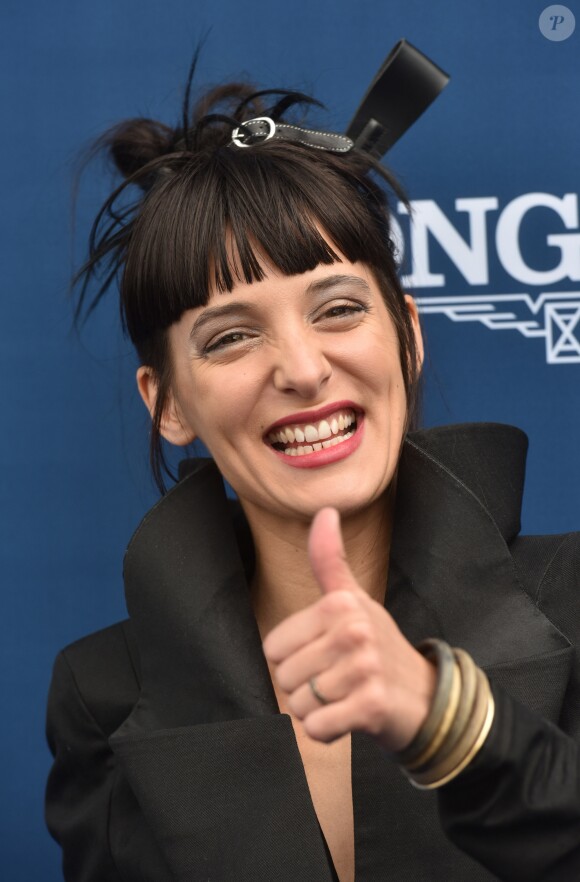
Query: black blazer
46 424 580 881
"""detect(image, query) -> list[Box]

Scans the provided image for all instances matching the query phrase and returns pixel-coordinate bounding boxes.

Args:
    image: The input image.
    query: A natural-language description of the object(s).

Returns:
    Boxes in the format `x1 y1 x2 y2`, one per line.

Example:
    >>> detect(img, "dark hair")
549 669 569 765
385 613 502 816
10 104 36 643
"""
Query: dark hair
76 63 421 492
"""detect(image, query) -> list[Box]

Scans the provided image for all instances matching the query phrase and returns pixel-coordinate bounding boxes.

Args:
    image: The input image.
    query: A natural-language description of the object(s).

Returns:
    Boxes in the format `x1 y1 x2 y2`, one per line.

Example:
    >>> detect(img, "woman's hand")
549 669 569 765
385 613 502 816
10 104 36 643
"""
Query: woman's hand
262 508 436 751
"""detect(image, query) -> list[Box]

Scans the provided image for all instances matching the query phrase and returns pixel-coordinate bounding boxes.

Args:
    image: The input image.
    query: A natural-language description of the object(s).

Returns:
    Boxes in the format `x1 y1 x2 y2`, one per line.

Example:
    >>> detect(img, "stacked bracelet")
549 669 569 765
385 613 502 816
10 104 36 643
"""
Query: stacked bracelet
396 639 495 790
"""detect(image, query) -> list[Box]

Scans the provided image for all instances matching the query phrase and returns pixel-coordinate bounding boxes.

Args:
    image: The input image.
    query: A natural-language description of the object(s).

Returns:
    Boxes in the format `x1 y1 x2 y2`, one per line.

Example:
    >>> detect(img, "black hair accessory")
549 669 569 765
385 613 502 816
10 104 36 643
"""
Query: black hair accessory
346 39 450 157
231 117 353 152
230 40 449 159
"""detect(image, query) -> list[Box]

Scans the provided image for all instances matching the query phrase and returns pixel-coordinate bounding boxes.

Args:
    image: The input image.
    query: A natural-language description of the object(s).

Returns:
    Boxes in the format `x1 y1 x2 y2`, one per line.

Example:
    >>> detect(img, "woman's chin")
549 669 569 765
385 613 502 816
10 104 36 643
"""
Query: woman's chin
254 477 392 524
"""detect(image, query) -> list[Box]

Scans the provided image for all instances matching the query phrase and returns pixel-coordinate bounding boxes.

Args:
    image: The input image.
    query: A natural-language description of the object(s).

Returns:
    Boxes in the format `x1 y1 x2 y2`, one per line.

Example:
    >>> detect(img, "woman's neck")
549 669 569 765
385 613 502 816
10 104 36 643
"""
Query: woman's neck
245 489 395 639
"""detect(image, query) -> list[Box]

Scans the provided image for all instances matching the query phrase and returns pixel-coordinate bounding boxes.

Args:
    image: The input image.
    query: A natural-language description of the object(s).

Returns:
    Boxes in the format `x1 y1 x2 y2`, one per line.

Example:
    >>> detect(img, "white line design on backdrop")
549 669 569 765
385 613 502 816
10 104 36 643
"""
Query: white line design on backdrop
415 292 580 364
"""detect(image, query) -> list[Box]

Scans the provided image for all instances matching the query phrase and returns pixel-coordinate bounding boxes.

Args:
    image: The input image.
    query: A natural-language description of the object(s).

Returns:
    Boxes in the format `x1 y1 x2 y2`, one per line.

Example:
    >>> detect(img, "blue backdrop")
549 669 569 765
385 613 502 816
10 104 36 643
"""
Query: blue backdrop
2 1 579 877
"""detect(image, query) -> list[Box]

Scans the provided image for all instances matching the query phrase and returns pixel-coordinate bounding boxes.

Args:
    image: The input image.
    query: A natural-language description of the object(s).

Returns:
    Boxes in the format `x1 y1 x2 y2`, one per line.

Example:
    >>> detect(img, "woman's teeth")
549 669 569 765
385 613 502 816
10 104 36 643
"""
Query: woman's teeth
283 431 355 456
268 411 357 456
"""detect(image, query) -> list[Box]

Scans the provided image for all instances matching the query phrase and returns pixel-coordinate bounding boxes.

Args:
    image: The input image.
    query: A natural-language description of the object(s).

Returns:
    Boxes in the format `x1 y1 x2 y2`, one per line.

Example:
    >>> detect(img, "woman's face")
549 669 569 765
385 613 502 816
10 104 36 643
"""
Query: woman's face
149 255 422 523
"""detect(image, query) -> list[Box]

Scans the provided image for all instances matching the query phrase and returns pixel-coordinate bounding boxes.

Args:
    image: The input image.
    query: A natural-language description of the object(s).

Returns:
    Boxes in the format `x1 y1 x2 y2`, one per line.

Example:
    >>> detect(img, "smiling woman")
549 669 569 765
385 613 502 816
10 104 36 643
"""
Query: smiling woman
46 54 580 882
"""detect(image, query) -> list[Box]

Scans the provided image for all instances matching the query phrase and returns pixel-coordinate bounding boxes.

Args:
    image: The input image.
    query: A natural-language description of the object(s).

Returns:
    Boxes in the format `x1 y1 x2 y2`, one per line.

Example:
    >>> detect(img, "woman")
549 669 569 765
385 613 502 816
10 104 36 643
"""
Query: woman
46 59 580 882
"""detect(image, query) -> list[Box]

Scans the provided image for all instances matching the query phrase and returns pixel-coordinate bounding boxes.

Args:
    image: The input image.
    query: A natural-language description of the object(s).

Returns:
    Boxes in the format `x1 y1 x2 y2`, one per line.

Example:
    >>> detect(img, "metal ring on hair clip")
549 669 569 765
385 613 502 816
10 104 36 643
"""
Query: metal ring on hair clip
232 117 276 147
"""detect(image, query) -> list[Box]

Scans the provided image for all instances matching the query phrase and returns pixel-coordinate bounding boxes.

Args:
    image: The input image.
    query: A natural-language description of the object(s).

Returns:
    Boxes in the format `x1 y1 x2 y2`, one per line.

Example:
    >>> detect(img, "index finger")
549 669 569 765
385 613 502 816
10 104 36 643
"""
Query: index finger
262 590 357 664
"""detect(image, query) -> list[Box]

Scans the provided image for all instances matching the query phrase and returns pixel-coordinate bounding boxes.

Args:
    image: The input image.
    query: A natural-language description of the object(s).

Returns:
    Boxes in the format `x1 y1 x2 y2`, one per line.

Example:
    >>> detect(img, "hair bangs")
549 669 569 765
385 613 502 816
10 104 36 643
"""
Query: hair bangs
122 142 397 350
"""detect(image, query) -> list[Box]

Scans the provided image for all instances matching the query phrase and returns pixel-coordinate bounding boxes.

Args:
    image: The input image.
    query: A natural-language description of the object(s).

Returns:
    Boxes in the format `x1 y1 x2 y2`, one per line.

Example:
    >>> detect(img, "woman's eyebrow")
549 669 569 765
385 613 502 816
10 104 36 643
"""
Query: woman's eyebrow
305 274 371 296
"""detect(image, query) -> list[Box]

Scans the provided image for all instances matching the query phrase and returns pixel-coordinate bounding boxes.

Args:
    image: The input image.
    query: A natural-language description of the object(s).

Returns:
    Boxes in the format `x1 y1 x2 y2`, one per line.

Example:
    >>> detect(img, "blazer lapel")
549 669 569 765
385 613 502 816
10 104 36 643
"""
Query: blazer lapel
388 424 573 723
110 460 333 881
117 459 276 727
112 715 334 882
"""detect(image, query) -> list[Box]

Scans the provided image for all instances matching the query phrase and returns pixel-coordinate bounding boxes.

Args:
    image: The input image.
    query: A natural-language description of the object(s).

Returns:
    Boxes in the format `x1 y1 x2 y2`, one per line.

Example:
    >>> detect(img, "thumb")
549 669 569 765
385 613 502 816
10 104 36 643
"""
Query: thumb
308 507 358 595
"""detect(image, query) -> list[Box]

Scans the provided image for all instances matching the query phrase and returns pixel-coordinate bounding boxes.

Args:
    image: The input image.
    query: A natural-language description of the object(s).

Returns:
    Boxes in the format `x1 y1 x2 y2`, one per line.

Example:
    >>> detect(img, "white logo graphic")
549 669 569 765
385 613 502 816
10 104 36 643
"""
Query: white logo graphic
414 292 580 364
393 193 580 365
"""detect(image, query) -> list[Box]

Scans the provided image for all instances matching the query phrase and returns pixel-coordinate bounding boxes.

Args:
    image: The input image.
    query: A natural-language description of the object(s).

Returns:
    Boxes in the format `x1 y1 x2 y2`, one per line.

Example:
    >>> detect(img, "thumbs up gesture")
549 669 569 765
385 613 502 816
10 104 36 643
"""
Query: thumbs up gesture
262 508 435 751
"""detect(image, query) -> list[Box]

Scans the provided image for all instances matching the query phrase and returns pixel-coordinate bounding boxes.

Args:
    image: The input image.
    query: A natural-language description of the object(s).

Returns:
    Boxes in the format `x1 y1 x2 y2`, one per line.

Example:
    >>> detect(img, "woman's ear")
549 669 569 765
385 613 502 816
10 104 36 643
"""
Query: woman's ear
136 366 196 447
404 294 424 373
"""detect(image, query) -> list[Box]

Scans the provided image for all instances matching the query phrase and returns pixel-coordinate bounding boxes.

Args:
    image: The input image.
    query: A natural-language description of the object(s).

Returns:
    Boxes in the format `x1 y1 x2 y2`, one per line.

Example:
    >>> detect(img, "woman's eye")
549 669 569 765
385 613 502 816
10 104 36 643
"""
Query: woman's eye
322 302 368 320
204 331 248 353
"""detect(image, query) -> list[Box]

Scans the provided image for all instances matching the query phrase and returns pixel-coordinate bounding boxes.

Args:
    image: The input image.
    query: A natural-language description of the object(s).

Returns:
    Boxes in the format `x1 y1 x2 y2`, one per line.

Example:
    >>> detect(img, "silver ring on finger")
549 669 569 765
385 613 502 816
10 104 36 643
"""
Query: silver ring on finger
309 676 330 706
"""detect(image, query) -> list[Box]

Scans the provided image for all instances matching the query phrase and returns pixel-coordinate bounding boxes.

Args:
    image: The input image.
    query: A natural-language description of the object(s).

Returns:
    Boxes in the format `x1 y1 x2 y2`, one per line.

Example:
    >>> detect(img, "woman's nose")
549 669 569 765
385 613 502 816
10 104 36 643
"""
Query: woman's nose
272 333 332 398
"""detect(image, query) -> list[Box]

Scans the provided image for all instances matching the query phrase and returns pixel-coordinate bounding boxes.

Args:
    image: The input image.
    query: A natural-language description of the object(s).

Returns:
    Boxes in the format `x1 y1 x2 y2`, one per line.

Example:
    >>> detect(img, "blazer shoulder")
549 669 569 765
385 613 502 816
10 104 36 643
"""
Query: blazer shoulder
55 620 140 738
511 531 580 644
510 531 580 598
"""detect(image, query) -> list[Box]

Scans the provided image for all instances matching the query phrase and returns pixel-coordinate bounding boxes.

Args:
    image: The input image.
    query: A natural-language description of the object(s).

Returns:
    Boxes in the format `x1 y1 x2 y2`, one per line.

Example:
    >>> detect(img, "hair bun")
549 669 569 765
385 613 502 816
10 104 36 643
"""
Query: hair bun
108 118 175 182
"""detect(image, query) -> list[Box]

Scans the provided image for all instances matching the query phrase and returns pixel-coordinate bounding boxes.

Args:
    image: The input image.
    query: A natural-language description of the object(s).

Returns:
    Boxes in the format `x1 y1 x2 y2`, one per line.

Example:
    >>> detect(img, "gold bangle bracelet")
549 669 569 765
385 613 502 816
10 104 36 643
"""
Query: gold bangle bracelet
412 651 480 775
409 679 495 790
397 639 457 767
410 667 489 785
406 661 462 772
